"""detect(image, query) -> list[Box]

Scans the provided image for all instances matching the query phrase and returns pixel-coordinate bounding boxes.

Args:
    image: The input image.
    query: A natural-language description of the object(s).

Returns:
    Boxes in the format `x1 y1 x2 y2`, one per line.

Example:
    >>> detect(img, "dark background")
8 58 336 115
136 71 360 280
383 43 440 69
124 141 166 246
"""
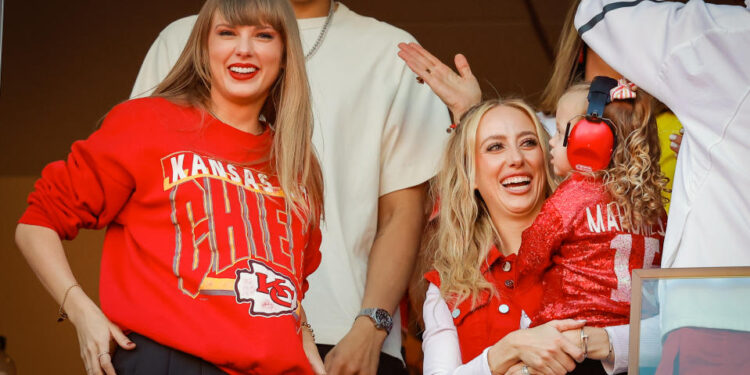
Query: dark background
0 0 573 174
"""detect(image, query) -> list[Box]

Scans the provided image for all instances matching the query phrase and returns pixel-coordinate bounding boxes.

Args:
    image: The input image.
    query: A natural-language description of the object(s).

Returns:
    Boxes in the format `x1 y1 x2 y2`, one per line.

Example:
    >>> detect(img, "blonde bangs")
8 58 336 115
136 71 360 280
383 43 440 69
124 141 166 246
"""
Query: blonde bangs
153 0 323 228
218 0 285 36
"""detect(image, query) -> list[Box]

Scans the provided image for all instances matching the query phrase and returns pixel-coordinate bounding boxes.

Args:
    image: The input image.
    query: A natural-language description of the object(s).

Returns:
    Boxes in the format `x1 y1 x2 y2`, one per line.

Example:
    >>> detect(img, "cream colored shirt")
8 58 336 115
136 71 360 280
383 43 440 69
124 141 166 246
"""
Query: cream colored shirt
131 3 450 360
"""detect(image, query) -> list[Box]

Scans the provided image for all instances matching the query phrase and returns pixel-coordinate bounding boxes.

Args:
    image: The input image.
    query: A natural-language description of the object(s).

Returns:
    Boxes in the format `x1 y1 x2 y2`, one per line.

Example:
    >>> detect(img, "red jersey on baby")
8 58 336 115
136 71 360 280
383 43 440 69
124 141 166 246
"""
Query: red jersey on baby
516 173 664 327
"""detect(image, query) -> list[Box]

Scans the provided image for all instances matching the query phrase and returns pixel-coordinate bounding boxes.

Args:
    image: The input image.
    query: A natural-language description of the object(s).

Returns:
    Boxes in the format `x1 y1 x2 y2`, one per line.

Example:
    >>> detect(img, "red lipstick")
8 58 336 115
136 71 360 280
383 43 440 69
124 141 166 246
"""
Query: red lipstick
228 63 259 81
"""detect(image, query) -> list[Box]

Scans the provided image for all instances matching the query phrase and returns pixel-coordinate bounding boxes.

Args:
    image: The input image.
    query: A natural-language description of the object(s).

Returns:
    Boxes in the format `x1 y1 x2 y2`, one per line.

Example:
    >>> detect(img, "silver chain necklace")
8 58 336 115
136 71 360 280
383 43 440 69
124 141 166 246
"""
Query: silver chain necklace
304 0 335 61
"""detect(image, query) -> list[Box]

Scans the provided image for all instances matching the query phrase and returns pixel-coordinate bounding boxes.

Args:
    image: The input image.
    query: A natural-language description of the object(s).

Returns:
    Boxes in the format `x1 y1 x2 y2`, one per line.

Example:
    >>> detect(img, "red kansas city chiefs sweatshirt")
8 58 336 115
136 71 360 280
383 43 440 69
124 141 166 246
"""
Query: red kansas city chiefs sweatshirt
20 98 321 374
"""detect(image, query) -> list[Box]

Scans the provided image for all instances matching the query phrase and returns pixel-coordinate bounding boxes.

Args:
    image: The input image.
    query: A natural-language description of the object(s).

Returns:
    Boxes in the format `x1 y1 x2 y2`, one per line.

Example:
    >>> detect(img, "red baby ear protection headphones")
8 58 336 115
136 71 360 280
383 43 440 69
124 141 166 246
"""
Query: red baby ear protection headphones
563 76 619 172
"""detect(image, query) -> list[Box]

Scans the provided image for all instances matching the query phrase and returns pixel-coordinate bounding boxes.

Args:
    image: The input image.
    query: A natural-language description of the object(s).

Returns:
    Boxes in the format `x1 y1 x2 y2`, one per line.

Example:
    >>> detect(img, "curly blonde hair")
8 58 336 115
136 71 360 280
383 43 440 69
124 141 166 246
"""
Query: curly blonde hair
602 93 667 230
429 98 555 307
566 84 667 230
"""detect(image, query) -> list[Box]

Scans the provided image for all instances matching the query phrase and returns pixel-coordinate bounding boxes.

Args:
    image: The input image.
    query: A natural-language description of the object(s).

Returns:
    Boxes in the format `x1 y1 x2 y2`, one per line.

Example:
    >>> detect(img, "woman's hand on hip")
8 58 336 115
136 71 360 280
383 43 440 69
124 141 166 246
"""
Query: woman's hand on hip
303 330 326 375
397 42 482 123
300 307 326 375
66 289 135 375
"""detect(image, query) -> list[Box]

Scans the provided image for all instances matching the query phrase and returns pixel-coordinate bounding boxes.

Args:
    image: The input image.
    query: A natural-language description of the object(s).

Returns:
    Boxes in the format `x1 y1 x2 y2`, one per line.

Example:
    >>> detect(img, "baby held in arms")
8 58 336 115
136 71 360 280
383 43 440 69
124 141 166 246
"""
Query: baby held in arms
516 77 667 332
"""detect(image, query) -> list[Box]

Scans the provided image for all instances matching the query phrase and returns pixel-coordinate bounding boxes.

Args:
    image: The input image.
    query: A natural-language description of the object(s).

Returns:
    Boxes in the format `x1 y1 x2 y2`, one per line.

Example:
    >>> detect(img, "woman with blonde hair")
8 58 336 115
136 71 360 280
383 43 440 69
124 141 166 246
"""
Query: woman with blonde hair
398 0 681 209
419 96 629 375
400 5 674 372
15 0 324 374
421 98 606 375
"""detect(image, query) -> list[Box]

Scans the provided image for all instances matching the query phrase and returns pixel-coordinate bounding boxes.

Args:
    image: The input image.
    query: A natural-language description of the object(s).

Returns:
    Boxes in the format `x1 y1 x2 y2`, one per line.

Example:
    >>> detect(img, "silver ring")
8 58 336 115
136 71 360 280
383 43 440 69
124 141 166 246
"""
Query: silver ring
522 365 530 375
98 352 110 360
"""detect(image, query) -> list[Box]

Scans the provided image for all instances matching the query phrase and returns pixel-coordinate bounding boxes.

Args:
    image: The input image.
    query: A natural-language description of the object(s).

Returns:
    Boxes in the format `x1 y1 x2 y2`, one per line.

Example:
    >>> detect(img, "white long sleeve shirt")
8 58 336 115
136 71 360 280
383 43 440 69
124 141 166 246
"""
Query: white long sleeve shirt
575 0 750 339
422 284 629 374
575 0 750 269
130 4 450 360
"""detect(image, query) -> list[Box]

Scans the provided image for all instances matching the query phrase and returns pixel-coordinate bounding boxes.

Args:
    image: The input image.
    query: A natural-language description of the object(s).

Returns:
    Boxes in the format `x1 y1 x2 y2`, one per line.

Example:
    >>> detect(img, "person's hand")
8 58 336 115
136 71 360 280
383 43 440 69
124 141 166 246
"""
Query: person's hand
504 362 533 375
302 325 326 375
324 317 387 375
491 319 585 375
561 326 610 361
669 128 683 155
397 42 482 123
67 290 135 375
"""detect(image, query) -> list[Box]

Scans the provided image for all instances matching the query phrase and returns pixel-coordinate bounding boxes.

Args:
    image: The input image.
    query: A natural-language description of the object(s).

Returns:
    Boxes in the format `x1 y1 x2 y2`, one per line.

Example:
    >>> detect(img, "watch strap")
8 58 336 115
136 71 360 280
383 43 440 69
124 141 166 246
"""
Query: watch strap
357 307 393 334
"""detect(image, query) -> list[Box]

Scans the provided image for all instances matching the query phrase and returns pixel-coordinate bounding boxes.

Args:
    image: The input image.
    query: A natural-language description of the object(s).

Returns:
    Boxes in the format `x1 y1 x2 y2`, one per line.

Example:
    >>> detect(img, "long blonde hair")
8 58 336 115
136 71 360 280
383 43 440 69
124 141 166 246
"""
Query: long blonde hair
539 0 583 115
566 84 667 230
153 0 323 226
430 99 555 307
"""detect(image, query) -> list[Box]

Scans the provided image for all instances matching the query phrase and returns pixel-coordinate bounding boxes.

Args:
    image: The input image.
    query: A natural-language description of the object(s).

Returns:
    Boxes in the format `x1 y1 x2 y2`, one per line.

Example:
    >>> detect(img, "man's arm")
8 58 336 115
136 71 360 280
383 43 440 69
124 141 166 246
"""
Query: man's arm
324 183 427 375
575 0 750 125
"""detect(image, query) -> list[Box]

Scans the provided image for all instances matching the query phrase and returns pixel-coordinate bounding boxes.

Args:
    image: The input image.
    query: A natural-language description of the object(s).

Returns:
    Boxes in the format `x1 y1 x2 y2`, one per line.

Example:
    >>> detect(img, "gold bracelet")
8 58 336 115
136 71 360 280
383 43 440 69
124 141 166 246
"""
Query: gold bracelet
57 283 80 323
301 321 315 340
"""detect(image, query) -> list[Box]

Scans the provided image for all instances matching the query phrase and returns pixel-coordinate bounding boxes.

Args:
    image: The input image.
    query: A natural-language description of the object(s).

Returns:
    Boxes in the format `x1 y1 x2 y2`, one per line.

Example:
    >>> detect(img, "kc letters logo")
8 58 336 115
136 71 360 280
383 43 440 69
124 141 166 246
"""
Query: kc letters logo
236 260 298 316
161 151 301 317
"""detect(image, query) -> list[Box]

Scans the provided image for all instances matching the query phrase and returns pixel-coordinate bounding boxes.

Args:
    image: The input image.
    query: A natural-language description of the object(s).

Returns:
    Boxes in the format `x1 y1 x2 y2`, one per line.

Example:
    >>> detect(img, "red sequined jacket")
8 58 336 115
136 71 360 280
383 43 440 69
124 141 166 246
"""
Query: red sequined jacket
517 173 664 327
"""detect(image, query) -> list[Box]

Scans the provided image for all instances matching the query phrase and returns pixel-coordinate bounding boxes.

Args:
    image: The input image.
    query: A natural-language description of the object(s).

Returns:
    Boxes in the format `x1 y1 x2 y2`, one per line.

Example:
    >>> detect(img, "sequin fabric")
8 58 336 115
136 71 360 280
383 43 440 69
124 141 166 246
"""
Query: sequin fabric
516 173 665 327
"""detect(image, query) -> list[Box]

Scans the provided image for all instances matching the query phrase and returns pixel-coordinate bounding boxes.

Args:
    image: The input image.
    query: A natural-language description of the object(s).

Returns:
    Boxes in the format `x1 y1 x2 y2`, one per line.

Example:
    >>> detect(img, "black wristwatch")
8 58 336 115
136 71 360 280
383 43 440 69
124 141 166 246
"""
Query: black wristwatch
357 308 393 334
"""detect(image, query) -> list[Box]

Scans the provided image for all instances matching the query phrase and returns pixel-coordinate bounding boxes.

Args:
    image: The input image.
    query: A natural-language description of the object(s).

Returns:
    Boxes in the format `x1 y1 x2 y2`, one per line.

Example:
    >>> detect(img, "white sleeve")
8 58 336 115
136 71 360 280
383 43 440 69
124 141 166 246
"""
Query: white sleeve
130 15 198 99
575 0 684 100
379 51 450 196
602 324 629 375
422 284 493 375
599 317 662 374
574 0 750 133
638 315 663 368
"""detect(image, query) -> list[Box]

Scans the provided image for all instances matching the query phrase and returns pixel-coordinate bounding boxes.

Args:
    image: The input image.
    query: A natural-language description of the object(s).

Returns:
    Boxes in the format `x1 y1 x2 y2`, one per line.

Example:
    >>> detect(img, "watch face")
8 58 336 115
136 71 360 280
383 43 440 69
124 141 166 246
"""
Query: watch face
375 309 390 324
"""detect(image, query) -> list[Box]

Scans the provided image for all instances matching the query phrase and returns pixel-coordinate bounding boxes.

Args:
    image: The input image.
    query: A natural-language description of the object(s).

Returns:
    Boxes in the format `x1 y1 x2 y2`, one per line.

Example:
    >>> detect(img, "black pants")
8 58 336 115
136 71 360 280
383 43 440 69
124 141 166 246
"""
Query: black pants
112 332 227 375
316 344 408 375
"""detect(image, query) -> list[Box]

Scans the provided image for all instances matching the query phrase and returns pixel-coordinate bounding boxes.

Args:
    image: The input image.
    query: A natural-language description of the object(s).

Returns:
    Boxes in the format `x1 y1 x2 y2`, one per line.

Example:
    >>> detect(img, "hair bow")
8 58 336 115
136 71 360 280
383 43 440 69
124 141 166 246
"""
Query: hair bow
610 79 637 100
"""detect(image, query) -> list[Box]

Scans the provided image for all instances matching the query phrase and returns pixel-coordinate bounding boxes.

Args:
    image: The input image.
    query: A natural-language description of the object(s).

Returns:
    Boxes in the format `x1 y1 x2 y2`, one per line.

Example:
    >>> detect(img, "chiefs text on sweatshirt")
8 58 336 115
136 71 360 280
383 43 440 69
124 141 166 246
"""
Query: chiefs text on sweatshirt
20 98 321 374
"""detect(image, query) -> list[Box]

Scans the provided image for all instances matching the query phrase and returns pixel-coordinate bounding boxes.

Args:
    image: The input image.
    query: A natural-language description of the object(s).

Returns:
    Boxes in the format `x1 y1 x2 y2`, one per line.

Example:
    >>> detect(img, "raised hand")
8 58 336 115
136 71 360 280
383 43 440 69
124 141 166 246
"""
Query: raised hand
397 42 482 123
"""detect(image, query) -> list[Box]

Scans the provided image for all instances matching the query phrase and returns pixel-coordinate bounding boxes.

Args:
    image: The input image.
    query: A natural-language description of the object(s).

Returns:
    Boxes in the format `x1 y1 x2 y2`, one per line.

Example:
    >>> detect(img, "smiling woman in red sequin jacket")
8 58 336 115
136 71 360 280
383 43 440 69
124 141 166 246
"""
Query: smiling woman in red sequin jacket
421 98 628 375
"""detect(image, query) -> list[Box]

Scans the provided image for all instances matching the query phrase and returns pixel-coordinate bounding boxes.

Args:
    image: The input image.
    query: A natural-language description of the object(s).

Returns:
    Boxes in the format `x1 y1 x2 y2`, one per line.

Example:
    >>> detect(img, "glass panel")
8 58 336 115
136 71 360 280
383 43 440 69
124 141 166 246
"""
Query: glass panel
637 277 750 374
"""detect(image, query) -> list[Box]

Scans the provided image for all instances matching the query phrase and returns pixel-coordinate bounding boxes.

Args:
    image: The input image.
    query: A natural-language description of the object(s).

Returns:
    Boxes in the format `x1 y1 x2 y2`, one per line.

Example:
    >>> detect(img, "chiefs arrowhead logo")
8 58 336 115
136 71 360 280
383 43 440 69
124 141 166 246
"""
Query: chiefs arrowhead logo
235 260 298 317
